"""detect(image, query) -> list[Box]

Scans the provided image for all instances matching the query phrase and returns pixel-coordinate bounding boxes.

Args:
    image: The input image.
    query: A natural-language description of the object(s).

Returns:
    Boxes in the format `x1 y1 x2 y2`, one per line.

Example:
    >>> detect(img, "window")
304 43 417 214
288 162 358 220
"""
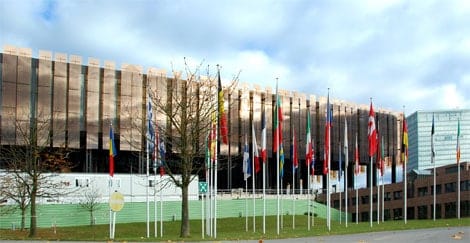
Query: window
445 202 456 218
418 187 428 197
394 190 402 200
461 180 470 191
393 208 403 220
352 197 357 205
445 182 456 193
384 192 392 201
361 196 369 204
418 205 427 219
431 184 442 195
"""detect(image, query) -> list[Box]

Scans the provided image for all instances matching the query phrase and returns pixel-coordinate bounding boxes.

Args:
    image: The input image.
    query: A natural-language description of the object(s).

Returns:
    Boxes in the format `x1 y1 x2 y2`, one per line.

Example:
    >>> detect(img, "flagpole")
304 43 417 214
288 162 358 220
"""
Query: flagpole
433 115 436 220
261 108 267 235
344 115 348 228
252 125 256 233
339 144 342 225
263 162 266 234
154 162 157 237
276 78 280 235
355 133 359 224
457 118 460 219
146 100 151 238
403 109 407 225
245 173 248 232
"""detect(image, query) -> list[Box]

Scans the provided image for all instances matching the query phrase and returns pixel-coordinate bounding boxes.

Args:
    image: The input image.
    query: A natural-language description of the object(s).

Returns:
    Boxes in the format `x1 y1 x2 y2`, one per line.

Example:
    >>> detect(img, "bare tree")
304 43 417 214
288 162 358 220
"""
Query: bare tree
0 173 30 230
124 61 238 237
78 184 102 226
0 111 73 237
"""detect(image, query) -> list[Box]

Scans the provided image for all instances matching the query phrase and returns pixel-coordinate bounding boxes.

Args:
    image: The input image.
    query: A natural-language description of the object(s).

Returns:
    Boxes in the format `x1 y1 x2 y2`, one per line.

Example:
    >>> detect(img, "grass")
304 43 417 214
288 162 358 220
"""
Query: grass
1 216 469 241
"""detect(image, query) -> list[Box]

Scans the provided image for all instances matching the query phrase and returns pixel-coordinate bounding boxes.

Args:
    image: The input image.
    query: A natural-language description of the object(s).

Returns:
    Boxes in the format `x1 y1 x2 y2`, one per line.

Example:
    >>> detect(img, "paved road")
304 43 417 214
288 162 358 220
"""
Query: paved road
1 226 468 242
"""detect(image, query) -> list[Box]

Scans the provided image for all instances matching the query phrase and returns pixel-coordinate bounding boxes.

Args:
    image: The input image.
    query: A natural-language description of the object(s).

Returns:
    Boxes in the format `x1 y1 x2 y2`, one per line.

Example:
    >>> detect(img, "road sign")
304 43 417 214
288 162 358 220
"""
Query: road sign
199 182 208 193
109 191 124 212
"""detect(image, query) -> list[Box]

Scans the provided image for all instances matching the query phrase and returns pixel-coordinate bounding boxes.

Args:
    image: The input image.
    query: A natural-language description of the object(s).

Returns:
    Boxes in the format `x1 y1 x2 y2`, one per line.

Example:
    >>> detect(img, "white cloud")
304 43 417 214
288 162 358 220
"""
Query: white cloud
1 0 469 113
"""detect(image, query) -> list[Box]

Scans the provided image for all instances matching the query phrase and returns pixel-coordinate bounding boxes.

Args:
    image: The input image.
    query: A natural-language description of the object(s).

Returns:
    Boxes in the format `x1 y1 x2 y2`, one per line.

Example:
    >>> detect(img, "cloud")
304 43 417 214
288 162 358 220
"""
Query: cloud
1 0 469 113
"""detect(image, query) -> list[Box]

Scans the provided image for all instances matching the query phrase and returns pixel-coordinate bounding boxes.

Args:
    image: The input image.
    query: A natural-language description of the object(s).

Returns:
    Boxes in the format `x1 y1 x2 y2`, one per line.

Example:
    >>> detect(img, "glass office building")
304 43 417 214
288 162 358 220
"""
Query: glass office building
407 109 469 171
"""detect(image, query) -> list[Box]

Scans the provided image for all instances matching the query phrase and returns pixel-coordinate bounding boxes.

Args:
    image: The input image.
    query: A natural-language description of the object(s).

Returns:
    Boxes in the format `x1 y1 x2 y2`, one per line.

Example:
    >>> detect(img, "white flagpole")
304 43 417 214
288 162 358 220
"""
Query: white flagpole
377 166 380 224
245 175 248 232
109 178 112 239
252 124 256 233
154 166 157 237
382 174 384 222
263 162 266 234
202 187 204 239
370 156 373 227
344 116 348 228
160 182 163 237
339 144 342 225
307 169 311 230
214 129 218 238
457 118 461 219
276 78 280 235
327 106 331 232
146 132 150 238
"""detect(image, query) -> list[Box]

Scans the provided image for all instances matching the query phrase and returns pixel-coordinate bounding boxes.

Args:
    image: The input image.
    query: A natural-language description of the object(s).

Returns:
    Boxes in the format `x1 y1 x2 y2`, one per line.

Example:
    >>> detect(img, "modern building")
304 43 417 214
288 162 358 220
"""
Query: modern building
319 162 470 221
407 109 469 171
0 45 402 190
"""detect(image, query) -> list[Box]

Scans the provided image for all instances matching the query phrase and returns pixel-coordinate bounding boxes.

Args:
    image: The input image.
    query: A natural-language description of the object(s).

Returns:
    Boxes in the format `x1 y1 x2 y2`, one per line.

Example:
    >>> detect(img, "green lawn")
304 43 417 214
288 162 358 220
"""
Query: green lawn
1 216 469 241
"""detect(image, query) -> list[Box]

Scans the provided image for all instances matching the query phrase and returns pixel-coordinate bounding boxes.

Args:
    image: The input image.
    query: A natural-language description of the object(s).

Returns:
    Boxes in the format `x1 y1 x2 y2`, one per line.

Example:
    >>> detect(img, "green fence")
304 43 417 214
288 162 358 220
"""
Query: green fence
1 198 348 229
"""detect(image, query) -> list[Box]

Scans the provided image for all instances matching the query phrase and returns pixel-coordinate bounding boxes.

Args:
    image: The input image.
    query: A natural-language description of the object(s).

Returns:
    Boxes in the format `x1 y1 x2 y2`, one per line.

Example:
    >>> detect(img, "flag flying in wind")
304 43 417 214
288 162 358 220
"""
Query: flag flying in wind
252 123 261 173
431 113 435 161
306 109 314 175
158 129 166 177
291 127 298 172
344 117 349 171
109 125 117 177
457 118 460 164
323 93 332 175
218 69 229 144
368 102 377 157
261 109 267 163
280 142 285 178
376 120 382 174
243 136 251 181
401 115 409 167
273 91 283 152
355 133 359 175
380 137 385 176
210 113 217 165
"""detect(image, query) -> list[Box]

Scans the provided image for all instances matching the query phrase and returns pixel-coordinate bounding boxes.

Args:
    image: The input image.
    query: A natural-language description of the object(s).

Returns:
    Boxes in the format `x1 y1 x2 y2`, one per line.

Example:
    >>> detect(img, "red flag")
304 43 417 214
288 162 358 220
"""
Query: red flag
252 123 261 173
273 91 283 152
218 69 229 144
323 93 332 175
291 127 298 171
306 109 314 175
109 125 117 177
355 133 359 175
261 110 267 163
368 102 377 157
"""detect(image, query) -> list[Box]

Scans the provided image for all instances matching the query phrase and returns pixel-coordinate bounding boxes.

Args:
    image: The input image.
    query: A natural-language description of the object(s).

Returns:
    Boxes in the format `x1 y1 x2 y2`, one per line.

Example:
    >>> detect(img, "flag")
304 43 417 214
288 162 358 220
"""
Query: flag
344 117 349 170
368 102 377 157
218 69 229 144
158 131 166 177
323 93 332 175
261 109 267 163
306 109 314 175
252 123 261 173
109 125 117 177
457 118 460 164
291 127 298 172
210 113 217 164
243 136 251 181
401 115 408 166
380 137 384 176
280 142 285 178
355 133 359 175
376 120 382 174
273 90 283 152
338 144 342 181
205 132 211 171
431 113 435 161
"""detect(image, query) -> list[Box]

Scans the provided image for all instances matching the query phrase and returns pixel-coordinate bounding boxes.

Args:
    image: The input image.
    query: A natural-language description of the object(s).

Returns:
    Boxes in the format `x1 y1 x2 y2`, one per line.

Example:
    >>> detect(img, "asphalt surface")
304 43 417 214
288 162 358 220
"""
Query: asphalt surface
1 226 468 242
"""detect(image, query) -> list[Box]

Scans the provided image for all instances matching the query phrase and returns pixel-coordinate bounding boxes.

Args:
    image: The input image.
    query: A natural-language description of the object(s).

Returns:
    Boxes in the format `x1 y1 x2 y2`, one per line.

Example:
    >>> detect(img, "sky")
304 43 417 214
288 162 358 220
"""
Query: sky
1 0 469 113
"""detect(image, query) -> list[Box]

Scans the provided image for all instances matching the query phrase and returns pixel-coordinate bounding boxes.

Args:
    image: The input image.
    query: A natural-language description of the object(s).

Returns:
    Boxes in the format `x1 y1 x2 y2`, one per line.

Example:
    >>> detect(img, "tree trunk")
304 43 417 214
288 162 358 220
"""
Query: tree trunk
180 184 190 237
28 177 37 237
90 210 94 226
21 208 26 230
